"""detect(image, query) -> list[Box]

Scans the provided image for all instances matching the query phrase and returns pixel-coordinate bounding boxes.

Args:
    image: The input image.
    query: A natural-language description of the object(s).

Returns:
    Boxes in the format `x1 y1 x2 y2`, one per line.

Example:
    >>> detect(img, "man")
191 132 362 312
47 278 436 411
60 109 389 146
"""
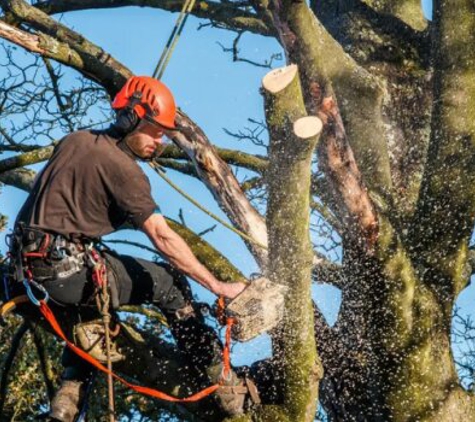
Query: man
10 76 254 421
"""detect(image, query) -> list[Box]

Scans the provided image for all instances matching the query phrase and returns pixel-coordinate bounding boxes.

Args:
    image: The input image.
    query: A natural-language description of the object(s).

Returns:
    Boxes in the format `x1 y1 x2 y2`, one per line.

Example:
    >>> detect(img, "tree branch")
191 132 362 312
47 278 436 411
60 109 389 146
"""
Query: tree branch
312 253 344 289
0 321 29 416
310 198 341 234
264 64 323 420
34 0 274 37
28 323 56 401
0 142 267 176
409 0 475 298
0 168 35 191
171 111 269 268
42 57 75 132
1 0 132 93
0 143 55 173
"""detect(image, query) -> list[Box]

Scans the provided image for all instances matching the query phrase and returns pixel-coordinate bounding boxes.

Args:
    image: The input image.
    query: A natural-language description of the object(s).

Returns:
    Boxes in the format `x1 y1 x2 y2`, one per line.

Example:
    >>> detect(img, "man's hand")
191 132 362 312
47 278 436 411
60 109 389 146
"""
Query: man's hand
214 280 247 300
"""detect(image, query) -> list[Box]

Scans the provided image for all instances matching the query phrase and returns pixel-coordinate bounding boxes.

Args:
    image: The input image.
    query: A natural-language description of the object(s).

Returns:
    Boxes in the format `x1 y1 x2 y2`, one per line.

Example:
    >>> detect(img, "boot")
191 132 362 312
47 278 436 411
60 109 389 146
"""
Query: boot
170 308 261 416
212 367 261 416
49 380 85 422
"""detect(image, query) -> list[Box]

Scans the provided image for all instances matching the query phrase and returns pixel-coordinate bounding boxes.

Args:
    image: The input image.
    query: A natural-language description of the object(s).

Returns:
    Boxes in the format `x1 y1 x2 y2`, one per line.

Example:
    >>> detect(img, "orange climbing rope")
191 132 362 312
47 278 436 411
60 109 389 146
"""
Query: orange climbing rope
35 296 235 403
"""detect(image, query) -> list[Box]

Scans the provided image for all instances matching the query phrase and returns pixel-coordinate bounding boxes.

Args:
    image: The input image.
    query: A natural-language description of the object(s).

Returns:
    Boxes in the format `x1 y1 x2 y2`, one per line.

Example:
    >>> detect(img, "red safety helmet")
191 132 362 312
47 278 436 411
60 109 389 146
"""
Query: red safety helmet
112 76 176 129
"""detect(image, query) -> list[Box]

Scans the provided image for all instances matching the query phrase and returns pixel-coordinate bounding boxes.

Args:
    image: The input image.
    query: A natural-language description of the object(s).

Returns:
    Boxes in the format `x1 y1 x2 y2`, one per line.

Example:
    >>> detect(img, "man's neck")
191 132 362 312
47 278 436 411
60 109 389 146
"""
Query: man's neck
105 125 139 161
117 138 139 160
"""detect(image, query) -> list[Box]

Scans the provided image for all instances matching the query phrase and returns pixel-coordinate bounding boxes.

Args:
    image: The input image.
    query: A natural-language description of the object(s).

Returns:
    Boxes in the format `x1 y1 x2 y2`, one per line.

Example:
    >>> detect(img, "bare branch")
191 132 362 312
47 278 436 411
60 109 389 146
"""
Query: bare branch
1 0 132 94
224 118 268 150
217 32 282 68
28 323 56 401
0 321 29 416
34 0 273 37
42 57 74 132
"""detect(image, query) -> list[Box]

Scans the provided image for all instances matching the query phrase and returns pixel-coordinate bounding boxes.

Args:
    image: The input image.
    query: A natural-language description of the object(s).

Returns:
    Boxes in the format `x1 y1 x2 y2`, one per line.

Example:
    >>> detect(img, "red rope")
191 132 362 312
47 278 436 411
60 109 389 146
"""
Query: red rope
37 298 234 402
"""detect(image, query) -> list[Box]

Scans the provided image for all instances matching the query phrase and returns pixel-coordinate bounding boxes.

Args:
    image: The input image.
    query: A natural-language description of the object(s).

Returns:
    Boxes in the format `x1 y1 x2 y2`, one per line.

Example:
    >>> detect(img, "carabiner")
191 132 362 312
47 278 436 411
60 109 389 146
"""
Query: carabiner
23 279 49 306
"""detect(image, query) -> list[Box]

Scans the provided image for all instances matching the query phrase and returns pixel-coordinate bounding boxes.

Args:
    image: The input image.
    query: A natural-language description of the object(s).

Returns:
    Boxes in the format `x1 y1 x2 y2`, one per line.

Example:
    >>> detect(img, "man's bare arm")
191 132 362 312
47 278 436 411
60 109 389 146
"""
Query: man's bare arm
142 213 246 299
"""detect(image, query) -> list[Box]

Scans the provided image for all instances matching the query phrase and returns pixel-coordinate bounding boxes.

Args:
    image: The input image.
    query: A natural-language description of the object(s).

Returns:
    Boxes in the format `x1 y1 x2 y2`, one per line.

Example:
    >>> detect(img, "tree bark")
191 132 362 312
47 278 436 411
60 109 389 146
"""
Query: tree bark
172 111 269 268
263 64 323 421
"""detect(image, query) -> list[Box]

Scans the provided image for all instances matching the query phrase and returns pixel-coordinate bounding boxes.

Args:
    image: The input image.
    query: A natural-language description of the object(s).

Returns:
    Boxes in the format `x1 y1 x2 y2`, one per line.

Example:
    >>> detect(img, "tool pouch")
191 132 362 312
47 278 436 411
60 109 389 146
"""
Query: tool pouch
74 320 124 364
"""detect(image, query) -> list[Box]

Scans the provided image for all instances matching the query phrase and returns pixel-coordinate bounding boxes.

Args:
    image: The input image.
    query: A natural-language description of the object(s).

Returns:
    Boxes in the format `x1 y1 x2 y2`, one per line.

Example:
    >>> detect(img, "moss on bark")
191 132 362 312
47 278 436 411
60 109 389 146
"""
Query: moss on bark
363 0 427 31
264 65 322 421
410 0 475 298
167 218 245 282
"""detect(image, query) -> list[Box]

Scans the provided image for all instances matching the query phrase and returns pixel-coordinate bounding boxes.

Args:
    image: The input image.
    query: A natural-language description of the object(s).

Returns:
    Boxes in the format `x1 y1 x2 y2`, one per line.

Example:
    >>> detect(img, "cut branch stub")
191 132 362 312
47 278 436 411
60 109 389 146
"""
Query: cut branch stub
293 116 323 139
262 64 299 94
262 64 322 421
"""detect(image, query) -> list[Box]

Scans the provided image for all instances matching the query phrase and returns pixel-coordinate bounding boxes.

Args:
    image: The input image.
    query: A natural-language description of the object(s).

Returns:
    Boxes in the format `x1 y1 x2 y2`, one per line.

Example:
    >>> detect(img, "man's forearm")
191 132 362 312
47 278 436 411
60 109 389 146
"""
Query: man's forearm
151 228 221 293
142 213 246 299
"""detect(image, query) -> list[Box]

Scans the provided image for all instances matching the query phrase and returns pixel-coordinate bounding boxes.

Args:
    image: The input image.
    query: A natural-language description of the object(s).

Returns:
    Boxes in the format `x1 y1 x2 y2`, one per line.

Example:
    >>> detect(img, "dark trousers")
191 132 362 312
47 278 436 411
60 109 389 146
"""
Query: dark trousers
42 251 223 383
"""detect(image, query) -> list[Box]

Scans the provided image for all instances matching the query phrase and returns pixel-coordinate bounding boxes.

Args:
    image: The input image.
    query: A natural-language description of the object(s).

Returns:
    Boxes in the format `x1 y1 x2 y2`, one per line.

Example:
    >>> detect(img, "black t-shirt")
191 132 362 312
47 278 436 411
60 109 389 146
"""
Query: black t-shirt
16 129 158 239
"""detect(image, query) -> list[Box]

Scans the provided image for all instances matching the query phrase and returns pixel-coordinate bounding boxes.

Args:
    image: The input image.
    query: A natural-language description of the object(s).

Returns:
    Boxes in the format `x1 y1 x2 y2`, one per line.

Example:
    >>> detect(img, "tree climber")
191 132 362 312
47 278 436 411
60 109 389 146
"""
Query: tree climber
7 76 257 421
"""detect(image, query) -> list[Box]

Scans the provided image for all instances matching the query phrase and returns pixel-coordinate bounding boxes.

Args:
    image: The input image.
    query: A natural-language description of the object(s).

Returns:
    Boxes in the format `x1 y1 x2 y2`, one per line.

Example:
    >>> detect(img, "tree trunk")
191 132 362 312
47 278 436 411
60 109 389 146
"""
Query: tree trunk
319 228 475 421
261 64 323 421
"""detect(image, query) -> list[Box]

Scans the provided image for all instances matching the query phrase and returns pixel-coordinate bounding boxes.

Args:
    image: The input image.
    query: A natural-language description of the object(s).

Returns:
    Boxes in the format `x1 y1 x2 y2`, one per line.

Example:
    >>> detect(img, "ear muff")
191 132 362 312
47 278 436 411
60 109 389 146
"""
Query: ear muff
114 108 139 134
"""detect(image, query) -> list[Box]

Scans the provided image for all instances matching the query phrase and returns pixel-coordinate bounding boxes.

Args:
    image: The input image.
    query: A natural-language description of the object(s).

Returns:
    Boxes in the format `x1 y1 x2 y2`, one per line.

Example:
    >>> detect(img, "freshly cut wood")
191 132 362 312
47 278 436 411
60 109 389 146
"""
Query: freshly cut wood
294 116 323 139
262 64 298 94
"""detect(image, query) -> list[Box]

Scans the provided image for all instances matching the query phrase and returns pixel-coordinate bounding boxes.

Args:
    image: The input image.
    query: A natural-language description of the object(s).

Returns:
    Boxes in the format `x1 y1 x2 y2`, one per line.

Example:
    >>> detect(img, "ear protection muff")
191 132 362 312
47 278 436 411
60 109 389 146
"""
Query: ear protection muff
113 107 140 134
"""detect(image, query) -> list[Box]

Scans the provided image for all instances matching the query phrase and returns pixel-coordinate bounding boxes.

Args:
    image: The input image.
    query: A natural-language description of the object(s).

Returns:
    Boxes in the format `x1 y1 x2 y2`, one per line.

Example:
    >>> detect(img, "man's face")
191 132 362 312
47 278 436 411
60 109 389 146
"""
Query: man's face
124 119 168 159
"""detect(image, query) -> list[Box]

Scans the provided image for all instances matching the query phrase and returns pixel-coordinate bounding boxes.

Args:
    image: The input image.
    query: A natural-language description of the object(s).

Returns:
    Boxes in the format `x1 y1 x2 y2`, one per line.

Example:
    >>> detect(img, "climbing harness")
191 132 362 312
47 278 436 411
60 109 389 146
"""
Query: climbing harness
152 0 197 80
3 225 240 409
149 162 268 250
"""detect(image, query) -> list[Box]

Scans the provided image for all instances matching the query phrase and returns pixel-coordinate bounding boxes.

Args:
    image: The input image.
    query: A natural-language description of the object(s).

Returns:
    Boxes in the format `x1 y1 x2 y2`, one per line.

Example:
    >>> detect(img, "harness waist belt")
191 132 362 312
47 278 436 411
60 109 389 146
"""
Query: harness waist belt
10 226 90 282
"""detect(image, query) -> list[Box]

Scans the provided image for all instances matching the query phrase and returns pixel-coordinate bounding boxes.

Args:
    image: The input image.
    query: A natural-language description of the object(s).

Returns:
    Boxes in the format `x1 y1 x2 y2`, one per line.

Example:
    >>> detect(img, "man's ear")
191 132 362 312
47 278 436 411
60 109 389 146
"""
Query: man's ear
114 108 140 134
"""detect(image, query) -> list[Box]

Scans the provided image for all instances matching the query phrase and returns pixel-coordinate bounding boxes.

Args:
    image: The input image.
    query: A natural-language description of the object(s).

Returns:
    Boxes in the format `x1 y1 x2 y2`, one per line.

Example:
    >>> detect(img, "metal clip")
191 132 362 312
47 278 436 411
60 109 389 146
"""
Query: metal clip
220 367 233 383
22 279 49 306
50 236 67 260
